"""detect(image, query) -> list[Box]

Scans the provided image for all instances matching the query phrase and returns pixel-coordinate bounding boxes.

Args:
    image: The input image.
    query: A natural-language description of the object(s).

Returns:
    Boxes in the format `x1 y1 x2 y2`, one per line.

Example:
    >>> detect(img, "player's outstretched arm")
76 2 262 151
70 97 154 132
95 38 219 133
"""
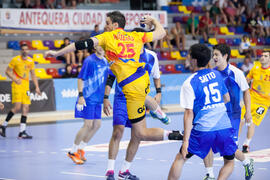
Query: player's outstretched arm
45 37 99 57
142 16 166 41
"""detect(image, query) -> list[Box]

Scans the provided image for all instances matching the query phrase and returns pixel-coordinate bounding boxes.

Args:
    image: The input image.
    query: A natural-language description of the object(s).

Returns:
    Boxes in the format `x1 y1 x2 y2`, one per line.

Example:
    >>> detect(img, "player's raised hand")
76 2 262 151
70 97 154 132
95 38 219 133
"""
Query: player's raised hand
140 15 154 28
45 50 58 57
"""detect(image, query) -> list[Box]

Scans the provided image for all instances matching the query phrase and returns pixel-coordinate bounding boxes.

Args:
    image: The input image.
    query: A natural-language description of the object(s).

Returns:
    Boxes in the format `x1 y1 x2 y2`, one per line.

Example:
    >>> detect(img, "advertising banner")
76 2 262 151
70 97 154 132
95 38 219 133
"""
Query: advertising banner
0 80 56 114
0 9 167 32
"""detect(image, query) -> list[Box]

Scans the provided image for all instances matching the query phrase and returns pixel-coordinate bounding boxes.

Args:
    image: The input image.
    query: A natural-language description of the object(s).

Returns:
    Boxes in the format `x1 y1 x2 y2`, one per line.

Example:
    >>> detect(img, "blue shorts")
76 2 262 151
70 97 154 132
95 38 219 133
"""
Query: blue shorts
230 117 241 142
113 99 132 128
75 103 102 120
188 128 237 159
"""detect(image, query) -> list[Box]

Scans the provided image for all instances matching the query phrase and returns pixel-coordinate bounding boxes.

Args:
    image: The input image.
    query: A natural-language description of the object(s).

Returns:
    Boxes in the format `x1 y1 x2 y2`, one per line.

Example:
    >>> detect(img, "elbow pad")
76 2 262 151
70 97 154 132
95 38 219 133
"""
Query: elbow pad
106 75 116 88
75 39 94 50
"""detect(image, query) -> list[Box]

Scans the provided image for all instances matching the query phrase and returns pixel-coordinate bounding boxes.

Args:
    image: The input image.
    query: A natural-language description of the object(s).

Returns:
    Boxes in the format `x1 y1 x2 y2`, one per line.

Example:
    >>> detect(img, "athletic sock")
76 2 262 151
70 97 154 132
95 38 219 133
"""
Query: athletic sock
4 111 15 125
206 167 215 178
79 141 87 150
163 130 171 140
20 123 26 133
243 139 251 146
71 143 79 153
107 159 115 172
120 160 131 173
153 106 166 119
242 158 250 166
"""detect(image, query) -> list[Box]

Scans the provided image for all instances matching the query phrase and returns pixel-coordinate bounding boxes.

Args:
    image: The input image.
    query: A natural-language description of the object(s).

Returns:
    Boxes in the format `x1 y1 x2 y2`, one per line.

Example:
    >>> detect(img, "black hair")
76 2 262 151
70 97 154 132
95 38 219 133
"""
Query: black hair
132 27 147 32
20 43 28 49
190 44 211 67
213 44 231 62
64 37 70 41
107 11 126 29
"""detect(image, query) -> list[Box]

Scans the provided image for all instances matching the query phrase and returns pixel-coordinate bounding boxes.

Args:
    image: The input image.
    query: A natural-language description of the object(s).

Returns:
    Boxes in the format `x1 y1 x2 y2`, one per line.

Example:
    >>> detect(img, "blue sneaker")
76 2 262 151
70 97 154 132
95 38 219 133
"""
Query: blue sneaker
106 170 115 180
118 170 139 180
244 159 254 180
149 110 171 125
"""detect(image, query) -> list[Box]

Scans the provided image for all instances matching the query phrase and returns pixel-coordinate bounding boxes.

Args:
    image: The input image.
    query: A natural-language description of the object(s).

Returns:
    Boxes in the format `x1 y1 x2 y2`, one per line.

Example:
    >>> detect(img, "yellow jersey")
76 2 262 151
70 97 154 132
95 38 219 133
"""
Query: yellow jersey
95 28 153 83
9 55 35 82
247 61 270 104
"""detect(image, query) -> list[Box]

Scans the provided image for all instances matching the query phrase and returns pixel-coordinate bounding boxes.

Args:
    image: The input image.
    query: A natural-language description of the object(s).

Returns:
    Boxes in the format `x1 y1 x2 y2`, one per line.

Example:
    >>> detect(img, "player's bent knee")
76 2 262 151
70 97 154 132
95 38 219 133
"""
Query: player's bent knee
112 128 124 140
223 154 235 160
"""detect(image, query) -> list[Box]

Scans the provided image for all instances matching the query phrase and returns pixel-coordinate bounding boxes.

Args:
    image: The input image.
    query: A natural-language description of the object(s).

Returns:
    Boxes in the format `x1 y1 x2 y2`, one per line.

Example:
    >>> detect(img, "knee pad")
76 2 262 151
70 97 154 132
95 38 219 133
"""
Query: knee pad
223 154 235 160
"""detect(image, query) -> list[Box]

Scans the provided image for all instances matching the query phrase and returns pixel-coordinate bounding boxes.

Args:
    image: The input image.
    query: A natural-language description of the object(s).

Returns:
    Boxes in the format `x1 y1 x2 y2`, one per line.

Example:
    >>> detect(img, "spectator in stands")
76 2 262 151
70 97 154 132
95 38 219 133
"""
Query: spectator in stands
33 0 45 8
159 29 174 52
76 65 82 77
62 64 76 78
245 11 259 38
262 15 270 37
170 22 186 51
44 0 55 8
21 0 33 8
61 37 76 65
231 0 246 25
56 0 67 9
241 56 253 75
199 11 214 43
224 0 237 25
90 24 101 37
239 35 256 58
244 0 258 12
69 0 77 9
210 0 228 25
187 12 199 40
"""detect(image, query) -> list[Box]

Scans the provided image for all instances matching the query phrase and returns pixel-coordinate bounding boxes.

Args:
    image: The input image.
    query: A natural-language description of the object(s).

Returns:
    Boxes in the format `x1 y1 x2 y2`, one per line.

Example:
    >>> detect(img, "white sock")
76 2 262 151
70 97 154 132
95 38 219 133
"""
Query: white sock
206 167 214 178
20 123 26 132
2 121 8 127
242 158 250 166
107 159 115 172
120 160 131 173
71 143 79 153
243 139 251 146
163 130 171 140
79 141 87 150
154 106 166 119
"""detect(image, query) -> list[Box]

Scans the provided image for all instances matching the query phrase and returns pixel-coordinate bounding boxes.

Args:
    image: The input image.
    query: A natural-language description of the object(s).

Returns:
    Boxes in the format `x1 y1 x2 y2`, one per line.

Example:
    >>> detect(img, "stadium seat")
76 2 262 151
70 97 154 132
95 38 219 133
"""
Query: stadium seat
54 40 64 49
32 40 49 50
230 62 237 67
208 38 218 45
45 57 62 64
20 40 36 50
180 51 188 58
46 68 60 78
256 49 263 57
237 62 243 69
171 51 181 60
58 67 66 76
257 38 265 45
178 6 191 14
231 49 245 58
218 38 226 44
43 40 56 50
170 6 179 13
175 64 183 72
35 68 52 79
165 64 177 73
156 51 163 60
33 54 50 64
161 6 173 13
266 37 270 45
173 16 182 23
199 38 205 44
233 38 241 46
235 26 244 34
0 74 7 81
225 38 234 46
220 27 234 35
228 27 236 34
162 41 169 48
250 38 257 46
8 41 20 50
71 67 77 76
161 51 172 60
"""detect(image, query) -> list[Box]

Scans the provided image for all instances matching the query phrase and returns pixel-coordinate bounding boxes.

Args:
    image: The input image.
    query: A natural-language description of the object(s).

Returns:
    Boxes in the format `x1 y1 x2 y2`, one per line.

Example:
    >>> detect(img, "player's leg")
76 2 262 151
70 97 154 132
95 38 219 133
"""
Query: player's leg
145 95 171 125
18 104 32 139
203 149 215 180
217 157 234 180
167 152 187 180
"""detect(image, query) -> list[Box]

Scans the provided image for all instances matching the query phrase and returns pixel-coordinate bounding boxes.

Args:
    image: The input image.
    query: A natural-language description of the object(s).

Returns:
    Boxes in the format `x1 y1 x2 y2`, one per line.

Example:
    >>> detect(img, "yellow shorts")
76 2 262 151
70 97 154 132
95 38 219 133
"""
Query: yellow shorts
122 72 150 123
241 102 269 126
11 81 31 105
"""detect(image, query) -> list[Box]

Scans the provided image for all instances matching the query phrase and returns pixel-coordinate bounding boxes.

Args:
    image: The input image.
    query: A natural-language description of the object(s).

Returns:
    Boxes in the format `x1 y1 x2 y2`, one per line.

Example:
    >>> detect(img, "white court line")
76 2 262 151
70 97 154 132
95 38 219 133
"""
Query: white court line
258 168 268 170
0 178 16 180
61 171 105 178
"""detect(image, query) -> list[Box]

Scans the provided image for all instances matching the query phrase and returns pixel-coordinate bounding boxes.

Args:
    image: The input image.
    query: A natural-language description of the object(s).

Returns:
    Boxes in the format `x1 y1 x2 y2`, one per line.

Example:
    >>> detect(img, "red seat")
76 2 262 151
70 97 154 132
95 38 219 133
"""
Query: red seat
256 49 263 57
230 62 237 67
165 64 177 73
161 51 173 60
45 57 63 64
46 68 60 78
20 40 36 50
218 38 226 44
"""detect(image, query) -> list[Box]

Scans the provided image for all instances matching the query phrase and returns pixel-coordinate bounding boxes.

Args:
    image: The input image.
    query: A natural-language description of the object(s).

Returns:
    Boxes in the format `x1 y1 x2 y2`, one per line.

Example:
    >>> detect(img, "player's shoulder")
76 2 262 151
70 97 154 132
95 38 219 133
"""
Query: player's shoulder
12 55 21 61
228 64 244 75
145 49 157 57
184 72 198 85
26 56 34 62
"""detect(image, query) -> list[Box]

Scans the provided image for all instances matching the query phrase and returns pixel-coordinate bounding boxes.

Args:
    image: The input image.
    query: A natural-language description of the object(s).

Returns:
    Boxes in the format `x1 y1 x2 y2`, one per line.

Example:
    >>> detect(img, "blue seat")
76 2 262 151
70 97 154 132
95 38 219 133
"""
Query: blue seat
266 37 270 45
8 41 20 50
237 62 243 69
180 51 188 57
226 38 234 46
58 68 66 76
236 26 244 34
233 38 241 46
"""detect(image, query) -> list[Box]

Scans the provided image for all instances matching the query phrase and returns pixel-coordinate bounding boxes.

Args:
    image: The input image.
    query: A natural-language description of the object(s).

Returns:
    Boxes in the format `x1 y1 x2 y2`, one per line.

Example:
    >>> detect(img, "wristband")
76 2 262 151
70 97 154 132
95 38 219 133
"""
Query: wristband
156 88 161 94
104 95 109 99
78 92 83 97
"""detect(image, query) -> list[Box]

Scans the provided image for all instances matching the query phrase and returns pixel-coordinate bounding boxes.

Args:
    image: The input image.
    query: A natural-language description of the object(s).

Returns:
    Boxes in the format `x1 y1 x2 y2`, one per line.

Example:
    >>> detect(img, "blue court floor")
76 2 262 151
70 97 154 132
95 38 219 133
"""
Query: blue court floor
0 112 270 180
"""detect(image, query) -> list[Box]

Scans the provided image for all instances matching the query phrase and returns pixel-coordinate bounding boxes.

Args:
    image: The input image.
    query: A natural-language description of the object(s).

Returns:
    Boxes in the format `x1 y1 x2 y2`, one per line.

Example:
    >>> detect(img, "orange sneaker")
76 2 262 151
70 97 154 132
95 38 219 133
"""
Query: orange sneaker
67 152 84 164
77 149 87 162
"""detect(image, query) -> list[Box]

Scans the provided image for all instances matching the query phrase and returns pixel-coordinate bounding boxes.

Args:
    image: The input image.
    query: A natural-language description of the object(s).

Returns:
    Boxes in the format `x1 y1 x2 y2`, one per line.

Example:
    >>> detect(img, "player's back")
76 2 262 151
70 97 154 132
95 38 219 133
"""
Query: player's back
95 29 153 83
181 69 231 132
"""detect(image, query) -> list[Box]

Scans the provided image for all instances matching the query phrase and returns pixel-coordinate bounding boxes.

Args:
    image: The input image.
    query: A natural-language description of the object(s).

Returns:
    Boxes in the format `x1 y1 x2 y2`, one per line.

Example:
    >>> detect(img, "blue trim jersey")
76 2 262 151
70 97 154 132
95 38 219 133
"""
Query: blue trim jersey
78 53 109 104
215 64 249 119
180 69 232 131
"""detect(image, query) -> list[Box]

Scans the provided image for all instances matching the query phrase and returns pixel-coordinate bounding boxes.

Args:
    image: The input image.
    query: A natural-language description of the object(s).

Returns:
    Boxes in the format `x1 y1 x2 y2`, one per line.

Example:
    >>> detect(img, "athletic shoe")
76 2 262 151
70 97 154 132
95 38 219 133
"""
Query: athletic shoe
244 159 254 180
18 131 32 139
242 145 250 153
106 170 115 180
203 174 215 180
0 125 6 137
118 170 139 180
168 130 183 140
67 152 84 164
77 149 86 161
149 110 171 125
